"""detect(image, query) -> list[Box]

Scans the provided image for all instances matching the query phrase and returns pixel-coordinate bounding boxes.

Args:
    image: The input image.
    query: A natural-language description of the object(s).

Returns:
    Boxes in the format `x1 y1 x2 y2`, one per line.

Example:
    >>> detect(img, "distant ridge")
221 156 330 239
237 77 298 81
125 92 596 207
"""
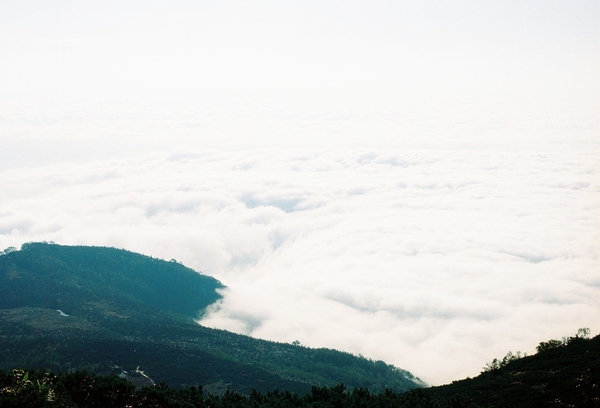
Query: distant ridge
0 242 224 320
0 242 424 394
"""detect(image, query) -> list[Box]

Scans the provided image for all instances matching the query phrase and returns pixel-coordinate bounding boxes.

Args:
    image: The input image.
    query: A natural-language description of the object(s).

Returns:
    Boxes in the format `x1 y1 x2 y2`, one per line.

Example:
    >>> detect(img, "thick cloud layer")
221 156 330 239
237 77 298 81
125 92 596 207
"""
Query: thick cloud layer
1 148 598 384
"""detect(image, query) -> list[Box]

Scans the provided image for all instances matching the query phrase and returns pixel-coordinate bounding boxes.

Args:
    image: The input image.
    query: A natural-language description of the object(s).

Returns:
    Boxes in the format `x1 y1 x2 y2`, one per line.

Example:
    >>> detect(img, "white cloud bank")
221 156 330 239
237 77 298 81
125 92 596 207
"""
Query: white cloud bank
1 0 599 386
1 148 598 385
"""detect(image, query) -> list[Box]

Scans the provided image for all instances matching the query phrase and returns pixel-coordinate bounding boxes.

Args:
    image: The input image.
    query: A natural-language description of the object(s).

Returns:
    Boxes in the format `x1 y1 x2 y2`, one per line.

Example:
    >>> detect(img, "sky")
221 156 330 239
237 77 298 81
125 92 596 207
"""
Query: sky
1 1 599 385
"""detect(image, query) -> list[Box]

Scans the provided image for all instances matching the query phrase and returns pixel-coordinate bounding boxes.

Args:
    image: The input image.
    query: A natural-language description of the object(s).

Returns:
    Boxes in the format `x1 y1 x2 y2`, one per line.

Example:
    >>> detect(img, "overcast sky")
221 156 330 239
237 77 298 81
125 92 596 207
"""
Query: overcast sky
1 1 599 385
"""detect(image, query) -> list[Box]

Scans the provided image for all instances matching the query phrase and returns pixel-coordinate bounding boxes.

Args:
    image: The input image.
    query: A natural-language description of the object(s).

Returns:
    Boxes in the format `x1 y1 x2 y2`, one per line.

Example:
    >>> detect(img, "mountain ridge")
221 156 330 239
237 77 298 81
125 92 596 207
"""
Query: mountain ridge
0 242 224 320
0 242 424 394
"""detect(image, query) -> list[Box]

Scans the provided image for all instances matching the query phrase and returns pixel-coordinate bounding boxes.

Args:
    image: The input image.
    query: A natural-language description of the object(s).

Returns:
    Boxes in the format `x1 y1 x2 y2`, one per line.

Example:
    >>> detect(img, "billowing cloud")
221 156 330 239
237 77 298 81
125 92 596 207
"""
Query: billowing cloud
1 148 598 384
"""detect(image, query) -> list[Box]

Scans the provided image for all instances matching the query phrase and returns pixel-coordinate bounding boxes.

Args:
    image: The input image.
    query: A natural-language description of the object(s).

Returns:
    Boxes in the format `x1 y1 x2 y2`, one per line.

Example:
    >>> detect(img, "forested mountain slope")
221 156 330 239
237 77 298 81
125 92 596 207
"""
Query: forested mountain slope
427 331 600 407
0 242 223 319
1 333 597 407
0 242 423 394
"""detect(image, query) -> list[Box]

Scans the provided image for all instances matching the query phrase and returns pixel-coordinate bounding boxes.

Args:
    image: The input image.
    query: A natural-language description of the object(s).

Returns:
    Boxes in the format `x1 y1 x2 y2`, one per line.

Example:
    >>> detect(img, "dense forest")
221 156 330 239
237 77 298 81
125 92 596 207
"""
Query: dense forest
1 330 598 407
0 243 423 394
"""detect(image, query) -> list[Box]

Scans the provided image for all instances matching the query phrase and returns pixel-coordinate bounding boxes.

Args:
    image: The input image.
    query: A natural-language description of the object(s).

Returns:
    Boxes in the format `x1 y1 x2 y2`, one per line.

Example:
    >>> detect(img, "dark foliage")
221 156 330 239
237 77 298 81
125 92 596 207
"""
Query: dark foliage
0 369 482 408
428 333 600 408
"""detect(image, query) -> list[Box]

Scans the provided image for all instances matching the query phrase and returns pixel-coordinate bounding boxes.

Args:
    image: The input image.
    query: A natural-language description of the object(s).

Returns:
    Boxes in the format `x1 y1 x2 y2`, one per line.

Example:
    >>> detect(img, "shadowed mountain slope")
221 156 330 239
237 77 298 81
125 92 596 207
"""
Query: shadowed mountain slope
427 332 600 407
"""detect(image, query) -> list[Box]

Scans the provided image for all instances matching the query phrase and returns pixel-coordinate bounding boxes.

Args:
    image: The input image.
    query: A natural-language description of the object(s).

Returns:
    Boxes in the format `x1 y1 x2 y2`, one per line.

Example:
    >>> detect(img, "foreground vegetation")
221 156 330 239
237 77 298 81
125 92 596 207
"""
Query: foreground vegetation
2 330 598 408
428 329 599 407
0 369 478 408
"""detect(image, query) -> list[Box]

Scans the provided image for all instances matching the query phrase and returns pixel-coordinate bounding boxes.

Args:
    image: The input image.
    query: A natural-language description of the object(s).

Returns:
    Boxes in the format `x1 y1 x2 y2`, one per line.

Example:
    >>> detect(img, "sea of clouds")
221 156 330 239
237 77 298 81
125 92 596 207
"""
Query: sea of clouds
1 147 598 385
2 0 599 388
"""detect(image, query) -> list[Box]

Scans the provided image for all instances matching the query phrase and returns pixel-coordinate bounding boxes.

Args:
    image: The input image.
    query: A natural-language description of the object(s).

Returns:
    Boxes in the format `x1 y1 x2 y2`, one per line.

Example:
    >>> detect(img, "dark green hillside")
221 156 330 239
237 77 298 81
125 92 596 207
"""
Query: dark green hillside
427 331 600 407
0 243 423 395
0 242 223 319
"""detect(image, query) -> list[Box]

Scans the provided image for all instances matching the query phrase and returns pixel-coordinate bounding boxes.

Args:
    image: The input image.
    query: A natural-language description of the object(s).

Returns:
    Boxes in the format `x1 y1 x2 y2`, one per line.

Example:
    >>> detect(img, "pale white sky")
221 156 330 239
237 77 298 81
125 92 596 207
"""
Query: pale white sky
1 1 599 386
1 1 599 158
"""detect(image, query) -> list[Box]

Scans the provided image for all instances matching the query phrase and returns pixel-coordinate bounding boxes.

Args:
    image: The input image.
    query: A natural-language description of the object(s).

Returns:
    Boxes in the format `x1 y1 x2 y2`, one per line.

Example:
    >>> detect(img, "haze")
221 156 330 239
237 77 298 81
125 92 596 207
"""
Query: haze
1 1 599 385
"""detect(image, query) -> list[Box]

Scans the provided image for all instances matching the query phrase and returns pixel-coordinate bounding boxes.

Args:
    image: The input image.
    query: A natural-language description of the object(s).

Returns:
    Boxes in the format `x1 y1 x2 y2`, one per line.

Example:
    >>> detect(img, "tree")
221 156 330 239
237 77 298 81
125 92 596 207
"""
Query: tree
0 246 17 256
536 339 564 353
576 327 591 339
